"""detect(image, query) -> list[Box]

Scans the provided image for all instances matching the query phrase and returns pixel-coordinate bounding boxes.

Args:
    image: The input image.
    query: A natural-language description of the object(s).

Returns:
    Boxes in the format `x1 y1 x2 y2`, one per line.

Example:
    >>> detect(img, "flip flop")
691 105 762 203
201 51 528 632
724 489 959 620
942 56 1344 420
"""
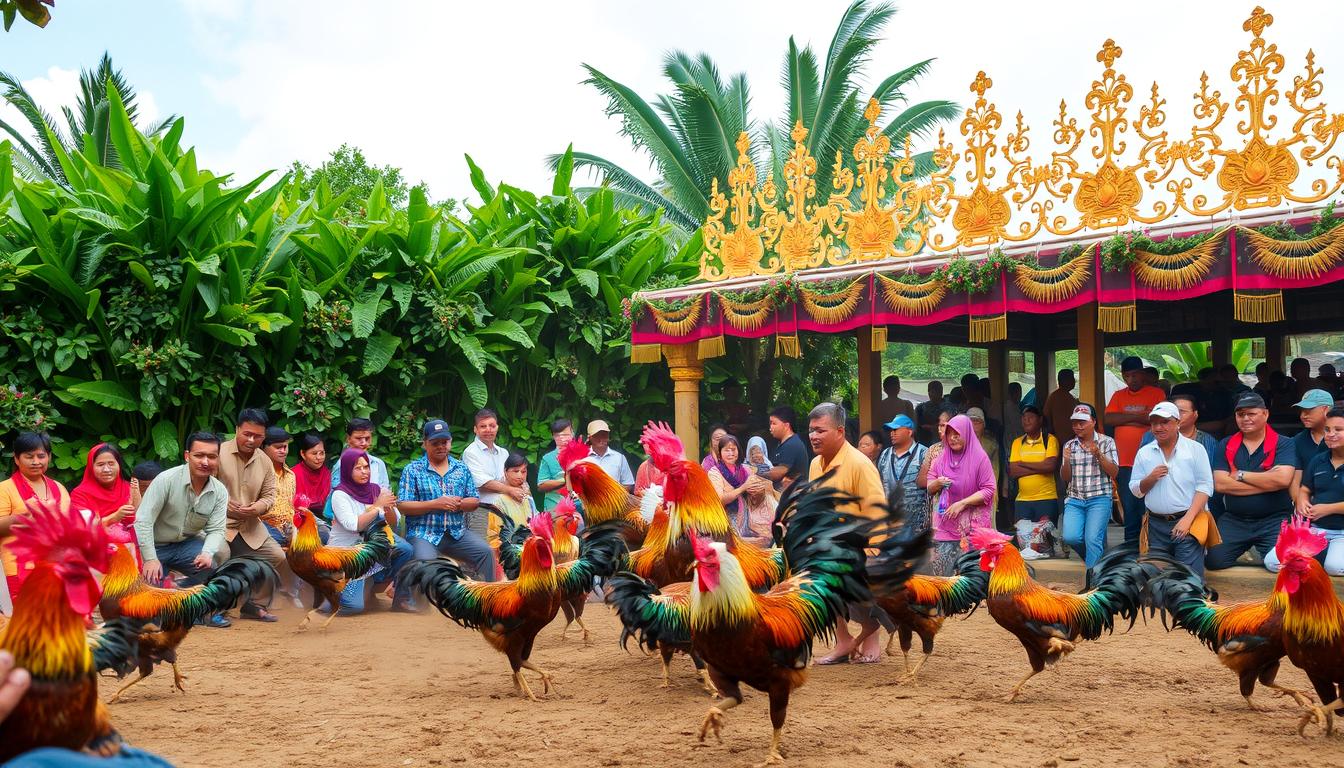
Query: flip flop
816 654 851 665
852 653 882 664
241 609 278 623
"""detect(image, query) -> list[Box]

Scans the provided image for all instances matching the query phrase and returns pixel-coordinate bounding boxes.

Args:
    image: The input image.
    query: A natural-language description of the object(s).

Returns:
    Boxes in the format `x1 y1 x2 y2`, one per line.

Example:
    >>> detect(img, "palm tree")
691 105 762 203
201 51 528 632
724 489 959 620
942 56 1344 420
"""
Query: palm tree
558 0 958 235
0 52 174 184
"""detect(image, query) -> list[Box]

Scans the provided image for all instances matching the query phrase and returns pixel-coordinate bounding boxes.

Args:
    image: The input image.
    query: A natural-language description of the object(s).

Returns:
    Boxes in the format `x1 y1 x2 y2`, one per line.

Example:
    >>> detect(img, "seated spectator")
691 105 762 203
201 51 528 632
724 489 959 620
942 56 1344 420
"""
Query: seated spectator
1060 404 1119 568
69 443 138 561
487 452 538 563
1271 406 1344 575
400 419 494 582
1292 390 1333 492
330 448 414 614
1008 406 1060 533
856 430 884 464
1130 401 1216 577
292 433 332 523
1206 393 1297 572
744 436 773 477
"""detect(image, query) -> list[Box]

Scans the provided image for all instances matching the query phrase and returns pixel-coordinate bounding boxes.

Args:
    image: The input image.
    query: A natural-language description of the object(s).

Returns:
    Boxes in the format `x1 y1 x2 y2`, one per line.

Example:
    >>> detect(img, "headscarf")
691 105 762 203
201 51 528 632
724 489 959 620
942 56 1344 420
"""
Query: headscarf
745 436 773 470
334 448 380 505
69 442 132 518
930 414 994 506
294 455 332 512
714 437 749 517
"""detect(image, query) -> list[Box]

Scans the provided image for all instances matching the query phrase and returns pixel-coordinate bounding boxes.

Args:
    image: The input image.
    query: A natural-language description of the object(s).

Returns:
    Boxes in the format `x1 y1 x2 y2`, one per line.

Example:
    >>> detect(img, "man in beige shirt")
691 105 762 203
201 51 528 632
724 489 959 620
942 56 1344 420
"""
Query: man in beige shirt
216 408 283 621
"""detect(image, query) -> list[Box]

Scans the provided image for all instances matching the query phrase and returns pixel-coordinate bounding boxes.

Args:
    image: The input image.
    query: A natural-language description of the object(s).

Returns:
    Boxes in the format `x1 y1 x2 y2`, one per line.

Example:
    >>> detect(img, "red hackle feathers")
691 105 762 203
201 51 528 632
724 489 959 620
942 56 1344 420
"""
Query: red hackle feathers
559 438 590 471
640 421 684 472
1274 514 1327 563
969 527 1011 551
9 497 111 574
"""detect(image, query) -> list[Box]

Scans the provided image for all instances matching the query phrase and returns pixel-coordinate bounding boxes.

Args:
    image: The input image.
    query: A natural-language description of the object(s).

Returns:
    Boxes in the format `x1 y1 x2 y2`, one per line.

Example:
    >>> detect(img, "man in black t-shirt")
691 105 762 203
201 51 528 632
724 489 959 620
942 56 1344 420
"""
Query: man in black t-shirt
766 406 810 491
1206 393 1298 571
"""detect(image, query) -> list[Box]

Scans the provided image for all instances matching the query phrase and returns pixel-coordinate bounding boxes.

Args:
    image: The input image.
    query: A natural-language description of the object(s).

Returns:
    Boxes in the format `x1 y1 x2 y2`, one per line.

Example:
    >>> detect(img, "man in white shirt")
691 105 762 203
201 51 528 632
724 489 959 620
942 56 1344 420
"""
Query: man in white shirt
586 419 635 492
1129 401 1214 577
462 408 525 537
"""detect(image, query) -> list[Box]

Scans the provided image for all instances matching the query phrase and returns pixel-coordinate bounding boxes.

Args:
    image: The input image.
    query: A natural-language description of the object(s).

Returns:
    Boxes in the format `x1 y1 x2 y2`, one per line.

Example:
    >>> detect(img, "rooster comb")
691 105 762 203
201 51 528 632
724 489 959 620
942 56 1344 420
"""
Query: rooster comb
529 511 555 541
968 527 1011 550
555 494 577 518
10 497 111 569
688 527 714 562
640 421 684 472
558 438 590 471
1274 514 1326 564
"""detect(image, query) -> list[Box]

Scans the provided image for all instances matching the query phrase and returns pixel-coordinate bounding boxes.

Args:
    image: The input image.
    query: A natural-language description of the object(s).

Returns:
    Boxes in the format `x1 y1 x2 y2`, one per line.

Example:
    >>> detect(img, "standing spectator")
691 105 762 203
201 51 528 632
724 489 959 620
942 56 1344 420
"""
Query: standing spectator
535 418 574 510
1060 404 1120 567
1291 390 1333 486
915 381 946 446
1139 393 1220 457
766 406 810 490
700 424 729 471
259 427 296 545
1253 362 1274 405
916 407 958 494
634 457 667 499
1043 369 1079 452
1130 402 1216 577
877 415 927 533
1195 367 1235 437
1107 356 1166 543
878 375 915 425
399 419 493 581
292 433 331 521
1272 406 1344 574
462 408 519 538
1289 357 1313 399
329 448 414 613
1219 363 1251 395
707 435 773 541
807 403 887 665
1317 364 1344 400
0 433 71 599
1002 382 1025 450
134 432 230 627
328 417 390 519
585 419 635 492
966 407 1000 496
217 408 283 622
1008 406 1060 530
1206 393 1297 572
69 443 137 557
856 430 884 464
925 414 997 577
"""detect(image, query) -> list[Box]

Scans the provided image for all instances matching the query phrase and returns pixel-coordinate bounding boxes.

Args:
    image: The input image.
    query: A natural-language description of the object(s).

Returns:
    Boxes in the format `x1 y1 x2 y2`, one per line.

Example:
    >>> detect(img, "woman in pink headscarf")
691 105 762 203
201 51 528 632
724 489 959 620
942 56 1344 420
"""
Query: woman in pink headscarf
924 414 996 575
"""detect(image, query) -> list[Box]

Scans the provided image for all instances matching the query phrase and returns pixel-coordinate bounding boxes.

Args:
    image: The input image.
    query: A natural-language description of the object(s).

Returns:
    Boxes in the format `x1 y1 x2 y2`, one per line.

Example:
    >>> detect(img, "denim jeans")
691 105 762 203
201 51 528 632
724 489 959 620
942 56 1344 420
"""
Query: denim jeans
153 537 214 586
1263 525 1344 575
337 533 415 613
1205 514 1284 571
1115 466 1144 543
1062 495 1112 568
1145 513 1206 578
408 528 497 582
8 747 175 767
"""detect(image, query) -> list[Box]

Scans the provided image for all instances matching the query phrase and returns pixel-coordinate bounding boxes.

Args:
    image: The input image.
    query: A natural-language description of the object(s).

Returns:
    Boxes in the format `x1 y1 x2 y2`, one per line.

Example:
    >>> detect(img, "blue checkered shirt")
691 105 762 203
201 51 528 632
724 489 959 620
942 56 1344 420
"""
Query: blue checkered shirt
398 454 478 542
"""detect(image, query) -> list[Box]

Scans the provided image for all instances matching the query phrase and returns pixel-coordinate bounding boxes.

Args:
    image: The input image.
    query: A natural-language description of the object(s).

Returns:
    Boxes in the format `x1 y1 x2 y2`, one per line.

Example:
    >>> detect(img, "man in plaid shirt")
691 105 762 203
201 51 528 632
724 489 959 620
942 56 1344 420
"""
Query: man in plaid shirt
397 419 496 581
1059 403 1119 567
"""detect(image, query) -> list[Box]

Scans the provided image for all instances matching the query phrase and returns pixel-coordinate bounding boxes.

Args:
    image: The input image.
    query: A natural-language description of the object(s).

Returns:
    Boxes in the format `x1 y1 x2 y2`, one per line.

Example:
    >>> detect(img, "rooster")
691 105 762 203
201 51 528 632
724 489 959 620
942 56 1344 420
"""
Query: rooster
1271 516 1344 735
494 496 601 644
850 548 989 683
400 512 626 700
607 480 928 764
972 527 1154 702
99 541 276 702
1151 562 1314 711
286 506 393 630
559 437 647 548
0 500 125 760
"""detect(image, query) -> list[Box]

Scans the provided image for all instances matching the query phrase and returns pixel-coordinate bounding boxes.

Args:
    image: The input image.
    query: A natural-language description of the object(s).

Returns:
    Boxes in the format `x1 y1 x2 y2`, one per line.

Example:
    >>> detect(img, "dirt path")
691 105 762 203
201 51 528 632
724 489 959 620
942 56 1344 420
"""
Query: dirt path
107 582 1341 768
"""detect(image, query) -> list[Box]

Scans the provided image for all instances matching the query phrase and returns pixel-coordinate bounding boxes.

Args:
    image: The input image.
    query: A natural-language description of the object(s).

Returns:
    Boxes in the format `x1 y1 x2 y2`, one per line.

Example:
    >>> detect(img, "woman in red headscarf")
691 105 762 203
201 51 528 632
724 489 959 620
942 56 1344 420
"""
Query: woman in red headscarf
69 442 139 564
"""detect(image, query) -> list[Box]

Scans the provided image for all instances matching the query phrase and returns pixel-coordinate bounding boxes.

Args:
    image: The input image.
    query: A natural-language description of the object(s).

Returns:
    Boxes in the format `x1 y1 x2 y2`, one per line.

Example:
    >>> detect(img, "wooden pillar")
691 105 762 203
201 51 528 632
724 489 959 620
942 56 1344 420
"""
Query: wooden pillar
857 329 882 433
1265 333 1285 372
663 343 704 462
988 343 1009 417
1077 303 1105 424
1033 348 1055 405
1211 322 1232 369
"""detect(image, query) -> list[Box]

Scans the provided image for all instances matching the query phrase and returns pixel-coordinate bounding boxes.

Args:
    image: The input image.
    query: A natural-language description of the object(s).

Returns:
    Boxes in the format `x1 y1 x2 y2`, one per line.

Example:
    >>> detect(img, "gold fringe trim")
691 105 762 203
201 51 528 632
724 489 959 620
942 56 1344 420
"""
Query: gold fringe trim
1098 303 1136 333
1244 225 1344 279
1234 291 1285 323
871 326 888 351
969 314 1007 343
717 292 773 331
1132 235 1222 290
875 272 946 316
630 343 663 364
648 299 703 336
798 279 864 324
775 334 800 358
698 335 726 359
1012 249 1091 303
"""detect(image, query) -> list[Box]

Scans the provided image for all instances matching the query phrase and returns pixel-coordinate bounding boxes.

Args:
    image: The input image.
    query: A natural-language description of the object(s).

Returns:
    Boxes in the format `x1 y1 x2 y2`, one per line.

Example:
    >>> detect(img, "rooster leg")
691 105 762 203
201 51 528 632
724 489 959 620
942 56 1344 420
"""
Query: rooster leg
897 652 932 685
1300 697 1343 736
574 615 592 645
171 663 189 693
697 697 739 744
299 609 321 631
320 606 341 631
699 669 718 698
513 671 540 702
1244 695 1270 712
1265 683 1315 710
1005 668 1041 703
520 659 554 695
658 656 673 689
108 672 146 704
757 729 785 766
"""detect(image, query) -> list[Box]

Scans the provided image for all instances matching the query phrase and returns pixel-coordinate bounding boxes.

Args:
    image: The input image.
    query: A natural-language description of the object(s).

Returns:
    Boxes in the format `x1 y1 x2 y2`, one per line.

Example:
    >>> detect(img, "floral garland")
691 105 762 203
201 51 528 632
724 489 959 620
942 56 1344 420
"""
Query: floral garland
1244 200 1344 279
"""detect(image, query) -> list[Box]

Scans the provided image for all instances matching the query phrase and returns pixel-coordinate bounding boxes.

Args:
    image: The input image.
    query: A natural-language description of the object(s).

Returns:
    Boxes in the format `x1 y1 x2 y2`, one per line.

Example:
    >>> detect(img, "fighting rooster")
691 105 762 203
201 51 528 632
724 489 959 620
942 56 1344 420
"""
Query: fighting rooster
99 541 276 702
400 512 625 700
607 480 928 764
286 506 393 630
0 501 125 760
559 438 647 548
495 495 601 643
1272 517 1344 734
972 528 1154 702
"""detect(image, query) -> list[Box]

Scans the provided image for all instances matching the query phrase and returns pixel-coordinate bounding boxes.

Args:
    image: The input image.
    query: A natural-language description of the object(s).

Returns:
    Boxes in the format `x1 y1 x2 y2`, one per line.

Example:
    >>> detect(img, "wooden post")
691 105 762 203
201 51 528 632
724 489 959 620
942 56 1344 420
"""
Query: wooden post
1265 333 1285 372
988 343 1009 418
662 343 704 462
857 329 883 433
1077 303 1105 424
1034 348 1055 405
1211 322 1232 369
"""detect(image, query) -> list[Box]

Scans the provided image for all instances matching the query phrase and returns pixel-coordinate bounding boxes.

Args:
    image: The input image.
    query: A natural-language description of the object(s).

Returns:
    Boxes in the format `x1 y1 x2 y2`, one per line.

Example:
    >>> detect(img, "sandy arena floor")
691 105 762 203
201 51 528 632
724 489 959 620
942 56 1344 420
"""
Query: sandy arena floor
107 581 1342 768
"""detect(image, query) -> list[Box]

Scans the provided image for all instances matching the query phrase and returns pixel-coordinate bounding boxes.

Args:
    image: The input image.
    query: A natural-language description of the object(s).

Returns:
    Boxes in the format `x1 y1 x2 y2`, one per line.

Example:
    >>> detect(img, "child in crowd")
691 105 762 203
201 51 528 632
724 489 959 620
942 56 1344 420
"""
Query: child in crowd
487 453 538 578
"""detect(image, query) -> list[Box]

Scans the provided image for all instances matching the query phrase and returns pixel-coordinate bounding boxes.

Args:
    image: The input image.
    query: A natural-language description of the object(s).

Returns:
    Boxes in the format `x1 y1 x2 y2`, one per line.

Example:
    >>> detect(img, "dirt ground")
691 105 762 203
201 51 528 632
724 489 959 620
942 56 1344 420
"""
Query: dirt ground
107 580 1342 768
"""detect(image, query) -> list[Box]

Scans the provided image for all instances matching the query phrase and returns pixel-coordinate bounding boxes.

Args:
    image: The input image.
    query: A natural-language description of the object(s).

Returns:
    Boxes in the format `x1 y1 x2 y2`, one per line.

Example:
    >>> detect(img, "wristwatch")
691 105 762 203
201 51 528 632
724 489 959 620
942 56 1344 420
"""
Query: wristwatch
1236 470 1246 483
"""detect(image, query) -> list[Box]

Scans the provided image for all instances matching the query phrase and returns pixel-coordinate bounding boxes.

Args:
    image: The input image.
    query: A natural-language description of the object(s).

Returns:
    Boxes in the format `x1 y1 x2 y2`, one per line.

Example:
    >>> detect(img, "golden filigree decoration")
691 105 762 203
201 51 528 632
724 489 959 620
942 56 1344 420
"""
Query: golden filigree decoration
648 300 703 336
701 133 775 279
1012 249 1092 304
798 279 865 324
875 272 947 316
1244 225 1344 278
760 121 843 272
1132 236 1223 289
717 292 774 331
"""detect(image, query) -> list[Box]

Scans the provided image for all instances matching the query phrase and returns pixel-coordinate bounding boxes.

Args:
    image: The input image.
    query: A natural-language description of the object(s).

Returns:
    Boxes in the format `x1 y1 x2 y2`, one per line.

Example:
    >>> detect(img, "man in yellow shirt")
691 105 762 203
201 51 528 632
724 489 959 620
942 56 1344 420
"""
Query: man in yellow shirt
807 402 887 665
1008 406 1060 552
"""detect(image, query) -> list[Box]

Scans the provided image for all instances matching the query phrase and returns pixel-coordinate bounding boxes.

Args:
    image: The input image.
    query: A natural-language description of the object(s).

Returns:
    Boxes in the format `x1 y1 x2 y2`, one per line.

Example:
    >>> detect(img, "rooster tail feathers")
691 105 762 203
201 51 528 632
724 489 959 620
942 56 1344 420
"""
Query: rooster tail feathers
1148 566 1224 649
396 558 483 629
484 503 527 579
88 616 143 677
559 520 630 594
1078 542 1154 638
909 550 989 616
194 556 278 619
604 572 691 651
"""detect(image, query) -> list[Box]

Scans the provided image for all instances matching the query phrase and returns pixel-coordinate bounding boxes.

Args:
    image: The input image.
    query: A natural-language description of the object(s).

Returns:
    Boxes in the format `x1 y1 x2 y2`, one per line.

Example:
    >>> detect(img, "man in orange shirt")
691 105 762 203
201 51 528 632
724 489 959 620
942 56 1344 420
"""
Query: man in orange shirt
1106 356 1166 543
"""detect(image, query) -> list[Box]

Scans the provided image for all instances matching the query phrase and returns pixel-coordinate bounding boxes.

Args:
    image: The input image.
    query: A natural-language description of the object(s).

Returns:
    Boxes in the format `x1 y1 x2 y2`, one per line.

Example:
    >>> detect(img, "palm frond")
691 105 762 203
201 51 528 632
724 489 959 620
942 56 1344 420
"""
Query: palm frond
0 68 69 183
880 99 961 146
780 38 820 132
870 58 938 107
558 150 700 231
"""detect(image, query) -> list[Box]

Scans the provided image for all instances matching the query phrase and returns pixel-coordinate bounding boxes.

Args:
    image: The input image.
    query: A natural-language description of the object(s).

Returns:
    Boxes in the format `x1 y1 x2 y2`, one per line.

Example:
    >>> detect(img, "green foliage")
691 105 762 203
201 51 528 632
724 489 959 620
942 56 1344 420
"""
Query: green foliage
1130 340 1253 381
289 143 455 221
1 0 52 31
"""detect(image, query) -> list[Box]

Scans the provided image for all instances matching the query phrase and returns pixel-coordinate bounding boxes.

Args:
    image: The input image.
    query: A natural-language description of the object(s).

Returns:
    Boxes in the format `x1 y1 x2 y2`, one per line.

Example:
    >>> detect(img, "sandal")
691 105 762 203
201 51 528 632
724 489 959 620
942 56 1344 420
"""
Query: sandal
815 653 852 666
241 607 278 623
852 653 882 664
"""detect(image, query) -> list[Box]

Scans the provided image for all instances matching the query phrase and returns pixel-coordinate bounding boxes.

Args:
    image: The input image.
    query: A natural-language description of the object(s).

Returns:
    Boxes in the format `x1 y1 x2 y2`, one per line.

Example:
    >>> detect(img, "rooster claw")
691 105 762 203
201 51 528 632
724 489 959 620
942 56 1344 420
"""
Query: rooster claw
698 706 725 743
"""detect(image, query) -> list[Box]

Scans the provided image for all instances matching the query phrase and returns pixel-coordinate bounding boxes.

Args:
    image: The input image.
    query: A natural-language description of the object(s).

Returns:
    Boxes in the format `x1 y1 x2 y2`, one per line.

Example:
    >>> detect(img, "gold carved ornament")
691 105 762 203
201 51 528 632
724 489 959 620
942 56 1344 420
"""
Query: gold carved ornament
701 133 777 280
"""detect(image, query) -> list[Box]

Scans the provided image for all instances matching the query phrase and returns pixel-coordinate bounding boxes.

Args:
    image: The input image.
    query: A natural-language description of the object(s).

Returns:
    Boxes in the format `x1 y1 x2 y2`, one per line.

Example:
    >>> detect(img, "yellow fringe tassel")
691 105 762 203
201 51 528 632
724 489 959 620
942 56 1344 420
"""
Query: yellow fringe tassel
775 334 801 358
968 314 1007 343
697 335 726 359
1098 303 1136 333
630 343 663 364
1233 291 1285 323
871 326 888 351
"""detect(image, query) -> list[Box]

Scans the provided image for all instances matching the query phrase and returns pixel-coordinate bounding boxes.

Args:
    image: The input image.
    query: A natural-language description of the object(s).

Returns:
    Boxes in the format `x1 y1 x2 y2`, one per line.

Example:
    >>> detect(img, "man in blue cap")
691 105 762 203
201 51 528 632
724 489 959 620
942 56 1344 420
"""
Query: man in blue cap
876 414 927 531
397 418 496 582
1291 389 1334 489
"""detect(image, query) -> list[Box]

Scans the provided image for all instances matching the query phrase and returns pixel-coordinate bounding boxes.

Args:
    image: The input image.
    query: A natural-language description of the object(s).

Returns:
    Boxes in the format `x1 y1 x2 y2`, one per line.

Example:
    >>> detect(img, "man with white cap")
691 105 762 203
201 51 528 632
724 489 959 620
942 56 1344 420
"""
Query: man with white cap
1129 401 1214 576
1059 403 1119 567
585 419 635 493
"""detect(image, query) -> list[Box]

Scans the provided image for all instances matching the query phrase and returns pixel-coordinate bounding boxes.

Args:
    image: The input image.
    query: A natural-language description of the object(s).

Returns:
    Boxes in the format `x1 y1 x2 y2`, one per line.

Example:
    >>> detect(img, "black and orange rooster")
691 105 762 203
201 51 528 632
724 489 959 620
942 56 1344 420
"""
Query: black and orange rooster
400 512 625 700
971 527 1155 702
99 541 276 702
608 480 928 764
286 506 393 630
0 501 131 760
494 495 599 643
559 437 648 548
1270 516 1344 735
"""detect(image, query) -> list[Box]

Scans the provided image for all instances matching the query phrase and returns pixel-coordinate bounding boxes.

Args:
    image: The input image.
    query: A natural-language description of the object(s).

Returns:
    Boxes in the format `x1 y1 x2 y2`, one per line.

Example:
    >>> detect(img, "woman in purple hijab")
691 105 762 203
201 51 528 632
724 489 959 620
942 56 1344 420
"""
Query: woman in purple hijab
924 414 996 575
